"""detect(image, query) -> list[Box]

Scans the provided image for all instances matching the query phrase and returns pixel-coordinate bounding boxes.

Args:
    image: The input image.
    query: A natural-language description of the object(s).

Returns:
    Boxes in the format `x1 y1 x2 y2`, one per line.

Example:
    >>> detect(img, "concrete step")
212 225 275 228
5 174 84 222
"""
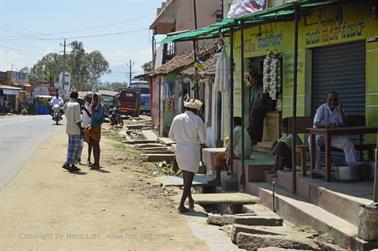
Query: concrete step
141 153 175 162
158 137 175 146
247 182 370 250
155 175 215 188
193 192 260 205
141 130 158 141
271 170 373 227
141 150 174 154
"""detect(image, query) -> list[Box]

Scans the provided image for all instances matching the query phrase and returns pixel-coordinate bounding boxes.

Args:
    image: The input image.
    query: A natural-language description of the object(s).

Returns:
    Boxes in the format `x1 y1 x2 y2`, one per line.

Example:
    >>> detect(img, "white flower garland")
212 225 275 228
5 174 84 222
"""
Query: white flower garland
263 51 281 101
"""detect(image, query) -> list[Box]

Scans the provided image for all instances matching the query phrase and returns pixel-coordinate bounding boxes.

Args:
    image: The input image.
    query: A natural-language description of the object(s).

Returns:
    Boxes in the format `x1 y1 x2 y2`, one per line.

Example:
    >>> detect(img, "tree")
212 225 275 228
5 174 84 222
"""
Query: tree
68 41 88 89
87 50 110 85
29 53 63 83
142 61 153 73
28 41 110 89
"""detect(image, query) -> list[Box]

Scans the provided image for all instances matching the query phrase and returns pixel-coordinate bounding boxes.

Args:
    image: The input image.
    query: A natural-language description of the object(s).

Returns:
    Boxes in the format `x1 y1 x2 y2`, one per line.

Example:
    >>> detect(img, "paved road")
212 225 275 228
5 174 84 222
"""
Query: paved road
0 115 63 191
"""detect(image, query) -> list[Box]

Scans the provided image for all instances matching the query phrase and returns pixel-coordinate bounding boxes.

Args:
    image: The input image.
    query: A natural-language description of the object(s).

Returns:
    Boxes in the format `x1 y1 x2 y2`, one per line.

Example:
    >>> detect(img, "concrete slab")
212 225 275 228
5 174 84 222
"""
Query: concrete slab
158 137 175 146
236 232 320 251
231 224 285 243
142 154 175 162
193 193 260 205
233 215 283 227
155 175 216 187
141 130 158 141
134 143 166 149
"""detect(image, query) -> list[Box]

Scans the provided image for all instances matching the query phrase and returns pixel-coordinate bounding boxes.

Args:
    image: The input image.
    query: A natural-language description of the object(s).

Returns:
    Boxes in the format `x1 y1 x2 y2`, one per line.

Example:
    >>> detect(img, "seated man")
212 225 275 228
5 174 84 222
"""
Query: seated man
271 118 303 172
311 91 357 169
211 117 252 185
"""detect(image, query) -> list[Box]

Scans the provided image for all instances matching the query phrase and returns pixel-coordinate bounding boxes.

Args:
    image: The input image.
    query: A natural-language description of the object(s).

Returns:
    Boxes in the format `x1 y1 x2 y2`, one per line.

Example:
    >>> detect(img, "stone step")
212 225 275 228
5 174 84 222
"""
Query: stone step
134 143 166 149
142 154 175 162
141 130 158 141
193 192 260 205
236 232 320 251
231 224 313 244
247 182 370 250
155 175 215 188
233 215 283 227
124 139 158 145
272 170 373 227
158 137 175 146
141 150 174 154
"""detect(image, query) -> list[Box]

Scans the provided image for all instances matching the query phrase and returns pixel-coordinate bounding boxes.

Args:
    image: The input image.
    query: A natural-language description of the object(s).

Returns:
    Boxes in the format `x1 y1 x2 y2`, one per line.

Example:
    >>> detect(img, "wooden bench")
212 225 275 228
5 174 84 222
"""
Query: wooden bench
287 115 375 178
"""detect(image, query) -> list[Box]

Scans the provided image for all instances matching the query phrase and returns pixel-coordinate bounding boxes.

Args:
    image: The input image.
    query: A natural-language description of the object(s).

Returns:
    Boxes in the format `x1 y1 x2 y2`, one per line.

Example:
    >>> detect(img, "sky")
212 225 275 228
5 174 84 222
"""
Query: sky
0 0 164 83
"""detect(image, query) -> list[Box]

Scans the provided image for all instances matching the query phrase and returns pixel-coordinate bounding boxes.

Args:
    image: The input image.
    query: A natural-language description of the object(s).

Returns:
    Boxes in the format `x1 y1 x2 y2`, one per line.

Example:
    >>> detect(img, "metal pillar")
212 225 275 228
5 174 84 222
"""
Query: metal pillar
229 27 235 173
240 21 246 189
291 7 299 194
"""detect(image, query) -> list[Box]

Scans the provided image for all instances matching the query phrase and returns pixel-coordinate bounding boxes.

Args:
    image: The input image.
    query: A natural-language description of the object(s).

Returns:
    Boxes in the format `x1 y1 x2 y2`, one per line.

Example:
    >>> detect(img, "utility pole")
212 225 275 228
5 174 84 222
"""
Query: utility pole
126 60 135 86
59 38 71 95
192 0 199 99
60 39 67 90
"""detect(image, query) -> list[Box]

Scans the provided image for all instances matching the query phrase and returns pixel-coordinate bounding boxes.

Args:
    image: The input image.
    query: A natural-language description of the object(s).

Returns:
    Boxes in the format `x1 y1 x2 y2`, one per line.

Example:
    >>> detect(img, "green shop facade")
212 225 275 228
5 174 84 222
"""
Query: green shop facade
162 0 378 186
230 1 378 138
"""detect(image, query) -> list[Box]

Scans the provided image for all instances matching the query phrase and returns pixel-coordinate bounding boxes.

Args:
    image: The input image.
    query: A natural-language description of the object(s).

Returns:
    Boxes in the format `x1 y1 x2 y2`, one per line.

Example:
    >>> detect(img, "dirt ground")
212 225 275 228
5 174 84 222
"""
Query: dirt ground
0 127 211 251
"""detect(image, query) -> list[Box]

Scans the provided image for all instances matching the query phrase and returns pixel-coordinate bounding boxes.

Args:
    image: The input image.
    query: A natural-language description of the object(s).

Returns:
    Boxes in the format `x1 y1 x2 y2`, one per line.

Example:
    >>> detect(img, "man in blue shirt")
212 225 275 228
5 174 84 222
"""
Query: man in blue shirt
85 93 105 170
311 91 357 169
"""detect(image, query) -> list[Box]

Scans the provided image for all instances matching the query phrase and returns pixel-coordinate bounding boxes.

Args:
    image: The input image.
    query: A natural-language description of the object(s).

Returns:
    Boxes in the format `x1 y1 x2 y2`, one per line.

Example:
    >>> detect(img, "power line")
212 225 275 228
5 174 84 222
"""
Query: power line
1 28 149 41
0 45 41 55
0 14 152 39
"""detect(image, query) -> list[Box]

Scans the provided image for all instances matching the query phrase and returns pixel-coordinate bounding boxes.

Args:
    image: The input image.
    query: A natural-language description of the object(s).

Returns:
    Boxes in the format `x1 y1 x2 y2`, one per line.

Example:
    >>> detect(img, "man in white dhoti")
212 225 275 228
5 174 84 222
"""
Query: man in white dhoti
311 91 357 169
169 99 206 213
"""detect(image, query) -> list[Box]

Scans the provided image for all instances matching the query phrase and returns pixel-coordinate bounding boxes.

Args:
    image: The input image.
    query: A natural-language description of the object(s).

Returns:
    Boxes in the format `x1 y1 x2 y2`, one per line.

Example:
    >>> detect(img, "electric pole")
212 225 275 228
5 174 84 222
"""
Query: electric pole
126 60 135 86
60 38 71 95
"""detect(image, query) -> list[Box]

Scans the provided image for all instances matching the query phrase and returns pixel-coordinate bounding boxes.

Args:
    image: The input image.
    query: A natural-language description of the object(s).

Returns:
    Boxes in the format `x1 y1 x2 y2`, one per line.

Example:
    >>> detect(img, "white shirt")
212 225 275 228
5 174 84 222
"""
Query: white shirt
313 103 344 128
81 102 91 128
51 96 64 107
169 111 206 145
169 111 206 173
63 100 81 135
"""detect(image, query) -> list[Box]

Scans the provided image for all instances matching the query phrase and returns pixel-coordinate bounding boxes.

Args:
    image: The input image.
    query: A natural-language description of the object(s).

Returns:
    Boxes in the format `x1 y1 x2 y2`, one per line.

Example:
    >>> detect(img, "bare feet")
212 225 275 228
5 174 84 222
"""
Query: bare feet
189 199 195 209
178 206 189 214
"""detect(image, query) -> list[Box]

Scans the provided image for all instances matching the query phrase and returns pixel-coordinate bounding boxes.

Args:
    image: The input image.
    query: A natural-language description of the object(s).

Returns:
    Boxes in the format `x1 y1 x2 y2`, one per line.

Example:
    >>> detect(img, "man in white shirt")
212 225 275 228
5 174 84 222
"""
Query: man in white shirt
169 99 206 213
62 91 82 172
78 93 92 166
50 93 64 113
311 91 357 169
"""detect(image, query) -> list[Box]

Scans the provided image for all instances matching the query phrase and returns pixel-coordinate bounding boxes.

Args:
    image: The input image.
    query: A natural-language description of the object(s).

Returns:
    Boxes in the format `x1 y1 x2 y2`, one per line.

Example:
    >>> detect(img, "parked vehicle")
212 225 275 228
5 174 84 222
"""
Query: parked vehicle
129 80 150 113
109 106 123 126
118 88 140 117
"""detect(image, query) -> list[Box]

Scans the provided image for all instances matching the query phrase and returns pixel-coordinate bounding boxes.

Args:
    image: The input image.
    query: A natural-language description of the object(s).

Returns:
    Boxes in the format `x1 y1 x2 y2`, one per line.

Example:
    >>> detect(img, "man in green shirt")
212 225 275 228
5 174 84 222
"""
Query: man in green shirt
271 118 302 172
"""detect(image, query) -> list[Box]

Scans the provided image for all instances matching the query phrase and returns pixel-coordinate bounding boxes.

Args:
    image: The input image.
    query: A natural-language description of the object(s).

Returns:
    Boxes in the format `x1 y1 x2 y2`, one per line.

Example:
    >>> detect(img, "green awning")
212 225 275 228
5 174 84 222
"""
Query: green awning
161 18 235 43
160 0 366 44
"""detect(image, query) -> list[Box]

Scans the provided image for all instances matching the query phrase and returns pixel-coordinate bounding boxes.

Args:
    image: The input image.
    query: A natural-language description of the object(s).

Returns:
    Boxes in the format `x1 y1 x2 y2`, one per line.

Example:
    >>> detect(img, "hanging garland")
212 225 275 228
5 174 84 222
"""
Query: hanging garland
263 51 282 101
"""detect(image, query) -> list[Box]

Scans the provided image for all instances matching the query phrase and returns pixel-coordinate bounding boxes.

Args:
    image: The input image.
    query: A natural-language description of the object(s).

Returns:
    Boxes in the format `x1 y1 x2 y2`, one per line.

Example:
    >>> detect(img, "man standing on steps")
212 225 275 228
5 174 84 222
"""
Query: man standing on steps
62 90 82 172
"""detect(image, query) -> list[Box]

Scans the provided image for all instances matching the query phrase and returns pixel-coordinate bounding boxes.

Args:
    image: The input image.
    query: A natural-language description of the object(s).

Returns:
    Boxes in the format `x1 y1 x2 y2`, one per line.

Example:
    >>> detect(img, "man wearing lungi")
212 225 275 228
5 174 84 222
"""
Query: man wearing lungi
85 93 105 170
62 91 82 172
169 99 206 213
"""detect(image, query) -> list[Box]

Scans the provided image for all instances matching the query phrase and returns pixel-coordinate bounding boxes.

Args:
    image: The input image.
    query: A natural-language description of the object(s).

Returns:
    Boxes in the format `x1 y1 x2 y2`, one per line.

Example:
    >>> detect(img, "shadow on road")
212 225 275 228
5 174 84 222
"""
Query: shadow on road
91 168 110 174
184 210 208 218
